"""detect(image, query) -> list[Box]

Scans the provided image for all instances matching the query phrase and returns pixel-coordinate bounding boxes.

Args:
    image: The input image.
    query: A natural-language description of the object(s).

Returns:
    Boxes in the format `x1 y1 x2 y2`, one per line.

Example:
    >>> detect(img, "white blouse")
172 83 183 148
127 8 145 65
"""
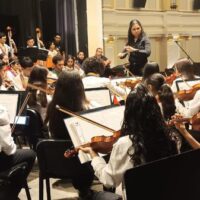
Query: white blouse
91 135 134 198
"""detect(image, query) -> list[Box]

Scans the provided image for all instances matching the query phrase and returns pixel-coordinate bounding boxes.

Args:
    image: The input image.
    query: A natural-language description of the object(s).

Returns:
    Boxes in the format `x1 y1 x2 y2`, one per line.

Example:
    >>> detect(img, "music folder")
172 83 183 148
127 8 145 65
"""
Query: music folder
64 105 125 163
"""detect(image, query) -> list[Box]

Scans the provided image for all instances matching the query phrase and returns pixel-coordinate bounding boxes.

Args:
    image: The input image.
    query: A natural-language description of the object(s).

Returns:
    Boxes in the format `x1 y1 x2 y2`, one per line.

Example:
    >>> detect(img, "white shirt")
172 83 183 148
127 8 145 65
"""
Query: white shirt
0 43 11 56
91 135 134 199
0 105 16 155
175 90 200 118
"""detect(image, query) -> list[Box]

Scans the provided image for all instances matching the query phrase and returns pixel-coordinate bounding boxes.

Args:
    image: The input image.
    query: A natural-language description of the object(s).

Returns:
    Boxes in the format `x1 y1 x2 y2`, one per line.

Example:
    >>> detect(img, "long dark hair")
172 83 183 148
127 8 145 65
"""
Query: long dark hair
127 19 145 45
27 66 48 107
45 71 88 138
145 73 176 120
142 62 160 81
121 84 177 166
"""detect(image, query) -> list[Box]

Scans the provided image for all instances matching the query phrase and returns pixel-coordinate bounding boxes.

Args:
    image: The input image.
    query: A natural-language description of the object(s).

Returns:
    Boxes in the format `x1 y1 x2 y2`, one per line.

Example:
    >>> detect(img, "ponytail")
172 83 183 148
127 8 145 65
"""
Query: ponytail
158 84 176 120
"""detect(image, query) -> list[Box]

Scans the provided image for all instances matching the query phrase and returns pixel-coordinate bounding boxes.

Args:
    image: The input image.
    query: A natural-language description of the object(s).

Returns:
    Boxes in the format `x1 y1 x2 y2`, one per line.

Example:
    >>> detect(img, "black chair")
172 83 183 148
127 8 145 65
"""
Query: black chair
124 149 200 200
0 162 31 200
14 108 46 150
36 139 73 200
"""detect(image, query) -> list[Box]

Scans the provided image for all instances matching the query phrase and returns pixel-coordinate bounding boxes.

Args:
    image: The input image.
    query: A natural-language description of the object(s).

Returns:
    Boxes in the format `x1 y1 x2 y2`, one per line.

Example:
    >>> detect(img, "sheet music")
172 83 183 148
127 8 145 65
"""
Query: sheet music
64 105 125 163
0 93 18 123
85 88 111 107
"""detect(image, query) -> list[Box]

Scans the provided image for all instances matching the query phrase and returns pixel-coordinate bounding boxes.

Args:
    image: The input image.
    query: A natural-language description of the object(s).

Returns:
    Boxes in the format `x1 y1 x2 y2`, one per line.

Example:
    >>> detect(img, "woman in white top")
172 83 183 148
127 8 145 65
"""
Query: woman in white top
0 105 36 199
80 84 178 199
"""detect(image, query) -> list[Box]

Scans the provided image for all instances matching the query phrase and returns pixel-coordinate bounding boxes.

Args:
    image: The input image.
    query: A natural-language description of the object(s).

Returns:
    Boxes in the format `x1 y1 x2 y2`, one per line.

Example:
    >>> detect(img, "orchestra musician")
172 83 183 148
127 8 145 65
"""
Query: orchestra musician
26 66 49 121
53 33 65 56
171 58 200 117
63 54 85 77
44 71 102 199
0 32 17 58
171 115 200 149
50 55 64 79
144 73 176 121
80 84 178 199
0 104 36 199
0 60 8 90
13 56 34 90
118 19 151 76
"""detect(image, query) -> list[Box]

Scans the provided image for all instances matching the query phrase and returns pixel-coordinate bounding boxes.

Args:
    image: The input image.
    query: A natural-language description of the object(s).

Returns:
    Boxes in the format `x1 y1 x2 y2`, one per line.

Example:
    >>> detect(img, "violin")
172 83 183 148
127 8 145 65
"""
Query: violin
169 112 200 131
56 105 121 158
165 72 180 85
118 78 141 89
176 83 200 101
64 130 121 157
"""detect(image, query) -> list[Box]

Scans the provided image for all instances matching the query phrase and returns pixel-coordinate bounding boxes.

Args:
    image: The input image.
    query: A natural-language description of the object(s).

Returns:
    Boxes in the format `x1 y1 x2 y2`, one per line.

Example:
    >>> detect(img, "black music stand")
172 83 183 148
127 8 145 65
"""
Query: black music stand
124 149 200 200
18 47 48 62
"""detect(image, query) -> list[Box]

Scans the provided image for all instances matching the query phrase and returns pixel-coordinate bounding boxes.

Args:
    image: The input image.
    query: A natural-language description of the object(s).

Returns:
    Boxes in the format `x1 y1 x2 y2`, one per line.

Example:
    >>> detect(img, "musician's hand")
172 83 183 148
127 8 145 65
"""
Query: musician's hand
79 147 98 158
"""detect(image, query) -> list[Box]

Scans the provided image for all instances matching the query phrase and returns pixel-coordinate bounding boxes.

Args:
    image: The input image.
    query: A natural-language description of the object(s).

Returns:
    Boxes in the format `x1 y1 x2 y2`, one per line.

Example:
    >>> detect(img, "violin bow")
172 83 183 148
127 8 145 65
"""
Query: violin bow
11 92 31 134
123 63 135 77
56 105 116 133
27 83 54 95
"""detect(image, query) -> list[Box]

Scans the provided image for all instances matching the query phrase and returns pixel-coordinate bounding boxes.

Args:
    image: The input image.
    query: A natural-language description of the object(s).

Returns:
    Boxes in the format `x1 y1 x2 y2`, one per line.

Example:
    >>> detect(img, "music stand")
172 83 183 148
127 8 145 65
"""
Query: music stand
124 149 200 200
0 91 28 124
18 47 48 62
85 87 112 108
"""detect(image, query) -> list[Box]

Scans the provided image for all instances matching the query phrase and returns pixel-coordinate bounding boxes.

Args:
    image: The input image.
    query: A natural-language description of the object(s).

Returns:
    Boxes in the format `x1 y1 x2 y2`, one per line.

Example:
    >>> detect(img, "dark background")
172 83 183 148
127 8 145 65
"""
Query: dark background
0 0 88 56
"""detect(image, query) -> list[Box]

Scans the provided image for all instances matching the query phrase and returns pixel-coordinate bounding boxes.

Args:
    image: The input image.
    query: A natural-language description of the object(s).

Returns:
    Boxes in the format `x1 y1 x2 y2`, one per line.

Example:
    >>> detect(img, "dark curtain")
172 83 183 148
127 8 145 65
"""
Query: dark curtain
76 0 88 57
56 0 77 56
0 0 42 47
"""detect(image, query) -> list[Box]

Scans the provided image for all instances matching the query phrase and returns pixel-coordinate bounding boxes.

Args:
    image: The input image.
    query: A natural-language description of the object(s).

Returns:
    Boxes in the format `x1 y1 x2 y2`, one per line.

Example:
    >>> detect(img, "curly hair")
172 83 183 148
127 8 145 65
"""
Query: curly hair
121 84 177 166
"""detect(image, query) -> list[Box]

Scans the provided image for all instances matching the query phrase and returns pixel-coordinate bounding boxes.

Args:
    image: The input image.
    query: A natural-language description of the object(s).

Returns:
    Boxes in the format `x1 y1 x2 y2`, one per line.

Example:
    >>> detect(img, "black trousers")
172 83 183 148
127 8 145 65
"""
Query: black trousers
0 149 36 198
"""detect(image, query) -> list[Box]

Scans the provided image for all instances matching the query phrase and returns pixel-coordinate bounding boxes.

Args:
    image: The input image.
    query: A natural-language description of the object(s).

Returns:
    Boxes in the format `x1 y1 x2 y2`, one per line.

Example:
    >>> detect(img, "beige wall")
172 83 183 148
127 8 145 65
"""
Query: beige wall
86 0 103 56
101 0 200 71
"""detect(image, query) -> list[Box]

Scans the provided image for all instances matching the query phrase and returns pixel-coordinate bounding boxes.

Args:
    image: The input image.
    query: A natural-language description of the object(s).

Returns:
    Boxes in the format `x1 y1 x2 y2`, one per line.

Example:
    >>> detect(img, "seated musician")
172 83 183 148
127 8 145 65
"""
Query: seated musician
82 57 127 102
13 56 34 90
144 73 176 121
50 55 64 79
171 58 200 93
45 70 103 199
171 115 200 149
26 36 37 48
0 104 36 199
63 54 85 78
26 66 50 121
0 60 8 90
75 51 86 69
80 84 178 200
170 58 200 118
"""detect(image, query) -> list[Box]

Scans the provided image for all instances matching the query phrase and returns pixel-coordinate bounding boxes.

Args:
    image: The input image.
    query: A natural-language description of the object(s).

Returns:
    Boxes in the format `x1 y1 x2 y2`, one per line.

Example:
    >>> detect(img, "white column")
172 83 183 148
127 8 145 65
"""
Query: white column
86 0 103 56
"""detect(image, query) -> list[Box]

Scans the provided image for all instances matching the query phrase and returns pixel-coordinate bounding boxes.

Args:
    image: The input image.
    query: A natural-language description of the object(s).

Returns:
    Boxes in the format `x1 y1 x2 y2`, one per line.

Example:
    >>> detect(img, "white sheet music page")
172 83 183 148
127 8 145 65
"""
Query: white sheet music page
0 93 18 123
85 88 111 108
64 105 125 163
